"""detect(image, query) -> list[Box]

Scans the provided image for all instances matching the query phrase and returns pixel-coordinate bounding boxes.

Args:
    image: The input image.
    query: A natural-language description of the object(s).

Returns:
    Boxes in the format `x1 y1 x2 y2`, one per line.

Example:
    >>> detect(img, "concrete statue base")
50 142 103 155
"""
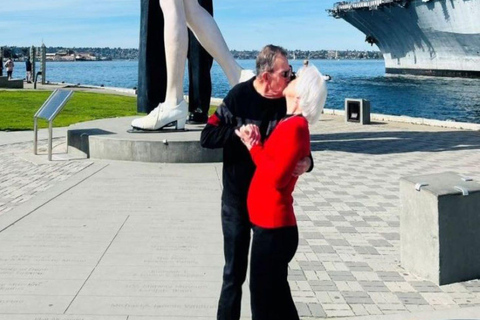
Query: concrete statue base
67 116 221 163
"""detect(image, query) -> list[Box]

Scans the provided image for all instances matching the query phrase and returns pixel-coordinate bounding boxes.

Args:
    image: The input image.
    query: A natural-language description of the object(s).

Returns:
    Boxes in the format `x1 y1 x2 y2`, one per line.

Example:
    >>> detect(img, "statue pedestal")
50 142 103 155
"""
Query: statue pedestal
67 117 221 163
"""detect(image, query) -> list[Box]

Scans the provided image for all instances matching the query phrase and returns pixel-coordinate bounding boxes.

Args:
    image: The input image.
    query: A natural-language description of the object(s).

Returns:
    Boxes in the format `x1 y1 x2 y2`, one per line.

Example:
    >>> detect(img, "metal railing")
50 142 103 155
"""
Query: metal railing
329 0 409 16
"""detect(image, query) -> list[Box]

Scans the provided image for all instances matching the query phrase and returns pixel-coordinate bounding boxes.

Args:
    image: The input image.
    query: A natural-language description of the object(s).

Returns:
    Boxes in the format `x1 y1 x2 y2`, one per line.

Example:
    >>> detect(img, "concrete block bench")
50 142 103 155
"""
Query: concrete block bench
0 76 24 88
400 172 480 285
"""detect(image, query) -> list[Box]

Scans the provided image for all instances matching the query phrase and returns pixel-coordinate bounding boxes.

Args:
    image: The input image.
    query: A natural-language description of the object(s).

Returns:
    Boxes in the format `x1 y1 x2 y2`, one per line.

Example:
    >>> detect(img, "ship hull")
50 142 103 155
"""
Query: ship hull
386 68 480 78
331 0 480 78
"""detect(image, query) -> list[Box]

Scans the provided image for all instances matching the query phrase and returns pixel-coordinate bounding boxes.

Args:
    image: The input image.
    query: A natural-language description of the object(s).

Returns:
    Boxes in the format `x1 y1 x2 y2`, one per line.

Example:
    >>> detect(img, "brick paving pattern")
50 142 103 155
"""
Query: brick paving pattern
0 138 93 217
1 116 480 318
290 118 480 318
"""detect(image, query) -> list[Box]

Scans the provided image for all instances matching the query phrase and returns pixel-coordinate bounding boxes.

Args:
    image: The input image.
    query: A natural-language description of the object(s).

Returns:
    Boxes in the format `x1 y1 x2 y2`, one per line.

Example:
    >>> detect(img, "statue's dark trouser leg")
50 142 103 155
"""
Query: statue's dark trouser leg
187 0 214 124
137 0 166 114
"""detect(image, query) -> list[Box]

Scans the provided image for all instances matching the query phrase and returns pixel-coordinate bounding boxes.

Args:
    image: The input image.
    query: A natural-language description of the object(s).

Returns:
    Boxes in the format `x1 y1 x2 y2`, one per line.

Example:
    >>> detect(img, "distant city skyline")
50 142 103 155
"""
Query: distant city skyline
0 0 376 51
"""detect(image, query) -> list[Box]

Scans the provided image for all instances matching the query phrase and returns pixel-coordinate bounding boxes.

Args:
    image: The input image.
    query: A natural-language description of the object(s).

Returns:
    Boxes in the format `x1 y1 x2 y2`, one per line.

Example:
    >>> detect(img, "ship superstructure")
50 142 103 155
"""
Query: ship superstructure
329 0 480 77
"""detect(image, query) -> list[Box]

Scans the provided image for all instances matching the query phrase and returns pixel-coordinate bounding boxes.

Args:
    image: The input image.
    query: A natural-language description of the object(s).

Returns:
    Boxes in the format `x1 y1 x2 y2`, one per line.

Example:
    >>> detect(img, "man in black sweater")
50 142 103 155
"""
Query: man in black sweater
201 44 312 320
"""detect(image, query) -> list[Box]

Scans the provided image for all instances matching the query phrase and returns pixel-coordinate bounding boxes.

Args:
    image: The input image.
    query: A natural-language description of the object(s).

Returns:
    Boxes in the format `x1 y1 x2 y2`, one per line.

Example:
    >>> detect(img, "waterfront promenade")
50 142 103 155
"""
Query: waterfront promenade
1 113 480 319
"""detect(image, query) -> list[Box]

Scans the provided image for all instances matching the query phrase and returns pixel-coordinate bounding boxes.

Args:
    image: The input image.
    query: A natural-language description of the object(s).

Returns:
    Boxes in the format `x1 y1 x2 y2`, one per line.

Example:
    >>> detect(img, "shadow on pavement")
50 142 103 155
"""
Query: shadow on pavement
310 130 480 154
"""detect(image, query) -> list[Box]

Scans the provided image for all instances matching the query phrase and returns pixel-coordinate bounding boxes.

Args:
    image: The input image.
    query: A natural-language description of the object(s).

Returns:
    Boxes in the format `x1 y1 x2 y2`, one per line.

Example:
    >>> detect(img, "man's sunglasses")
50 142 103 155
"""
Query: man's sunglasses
280 70 296 81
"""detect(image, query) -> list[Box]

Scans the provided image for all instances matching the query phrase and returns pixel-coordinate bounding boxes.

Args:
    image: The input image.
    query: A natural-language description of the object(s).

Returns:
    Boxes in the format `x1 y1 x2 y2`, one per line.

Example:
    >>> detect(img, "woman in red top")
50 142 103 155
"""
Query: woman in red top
236 65 327 320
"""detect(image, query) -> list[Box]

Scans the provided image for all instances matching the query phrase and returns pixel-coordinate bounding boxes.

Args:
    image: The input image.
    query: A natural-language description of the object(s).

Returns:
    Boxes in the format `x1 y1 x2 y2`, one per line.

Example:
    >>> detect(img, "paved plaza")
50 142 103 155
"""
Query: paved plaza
1 114 480 319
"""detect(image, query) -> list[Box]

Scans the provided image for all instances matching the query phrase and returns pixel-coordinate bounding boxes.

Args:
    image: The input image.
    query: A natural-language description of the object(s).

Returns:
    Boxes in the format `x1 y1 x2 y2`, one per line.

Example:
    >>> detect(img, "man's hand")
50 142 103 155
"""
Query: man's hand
235 124 260 150
292 156 311 177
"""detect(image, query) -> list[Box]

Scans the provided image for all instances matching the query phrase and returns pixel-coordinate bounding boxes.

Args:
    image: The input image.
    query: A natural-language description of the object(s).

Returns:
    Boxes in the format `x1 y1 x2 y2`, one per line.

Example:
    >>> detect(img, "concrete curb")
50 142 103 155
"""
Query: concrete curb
324 108 480 131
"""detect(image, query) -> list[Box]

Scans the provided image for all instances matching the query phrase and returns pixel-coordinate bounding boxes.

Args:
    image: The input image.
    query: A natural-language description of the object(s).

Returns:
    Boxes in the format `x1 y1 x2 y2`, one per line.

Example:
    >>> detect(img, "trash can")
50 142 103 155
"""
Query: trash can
345 98 370 124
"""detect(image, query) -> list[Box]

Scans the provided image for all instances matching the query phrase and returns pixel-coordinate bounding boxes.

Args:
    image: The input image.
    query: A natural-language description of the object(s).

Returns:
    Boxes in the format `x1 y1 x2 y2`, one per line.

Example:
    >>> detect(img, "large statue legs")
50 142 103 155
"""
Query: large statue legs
132 0 254 131
137 0 212 124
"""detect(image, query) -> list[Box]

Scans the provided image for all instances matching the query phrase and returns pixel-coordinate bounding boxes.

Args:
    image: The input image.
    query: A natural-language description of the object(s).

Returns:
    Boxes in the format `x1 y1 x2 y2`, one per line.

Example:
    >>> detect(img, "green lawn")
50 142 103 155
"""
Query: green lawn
0 90 218 131
0 90 139 131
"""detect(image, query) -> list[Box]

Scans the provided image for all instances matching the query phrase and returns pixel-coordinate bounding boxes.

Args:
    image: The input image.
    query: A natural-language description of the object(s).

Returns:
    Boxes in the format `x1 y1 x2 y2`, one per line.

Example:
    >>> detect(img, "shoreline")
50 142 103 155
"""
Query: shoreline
41 81 137 96
323 108 480 131
10 82 480 132
210 98 480 131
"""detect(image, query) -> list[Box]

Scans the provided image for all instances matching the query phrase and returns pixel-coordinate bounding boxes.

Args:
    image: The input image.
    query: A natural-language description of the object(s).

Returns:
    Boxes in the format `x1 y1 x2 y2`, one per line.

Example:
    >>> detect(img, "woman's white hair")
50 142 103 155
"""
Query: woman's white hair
296 65 327 125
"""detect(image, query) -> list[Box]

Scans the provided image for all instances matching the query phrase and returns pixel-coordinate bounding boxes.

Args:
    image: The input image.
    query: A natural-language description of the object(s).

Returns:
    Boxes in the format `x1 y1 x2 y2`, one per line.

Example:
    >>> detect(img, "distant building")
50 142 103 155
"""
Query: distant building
45 52 75 61
75 53 97 61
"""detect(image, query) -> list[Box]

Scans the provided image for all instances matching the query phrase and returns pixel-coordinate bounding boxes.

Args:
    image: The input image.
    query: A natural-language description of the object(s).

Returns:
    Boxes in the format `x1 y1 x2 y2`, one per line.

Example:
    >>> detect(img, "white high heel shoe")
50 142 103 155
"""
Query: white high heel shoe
131 100 188 130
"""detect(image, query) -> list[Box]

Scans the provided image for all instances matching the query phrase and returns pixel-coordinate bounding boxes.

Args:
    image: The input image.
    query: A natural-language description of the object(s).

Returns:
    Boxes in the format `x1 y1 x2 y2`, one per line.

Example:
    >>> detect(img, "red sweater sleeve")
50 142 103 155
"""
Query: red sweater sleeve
249 118 309 189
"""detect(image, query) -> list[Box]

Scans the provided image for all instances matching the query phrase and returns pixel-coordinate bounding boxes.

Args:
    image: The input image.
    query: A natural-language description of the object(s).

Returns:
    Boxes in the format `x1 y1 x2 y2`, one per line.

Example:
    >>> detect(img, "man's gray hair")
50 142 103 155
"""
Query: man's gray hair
296 65 328 124
255 44 288 76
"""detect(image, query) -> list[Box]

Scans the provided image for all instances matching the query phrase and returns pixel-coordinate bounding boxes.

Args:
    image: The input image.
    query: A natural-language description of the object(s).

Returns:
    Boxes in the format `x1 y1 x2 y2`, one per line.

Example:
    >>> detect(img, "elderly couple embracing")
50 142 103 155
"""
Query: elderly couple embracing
201 44 328 320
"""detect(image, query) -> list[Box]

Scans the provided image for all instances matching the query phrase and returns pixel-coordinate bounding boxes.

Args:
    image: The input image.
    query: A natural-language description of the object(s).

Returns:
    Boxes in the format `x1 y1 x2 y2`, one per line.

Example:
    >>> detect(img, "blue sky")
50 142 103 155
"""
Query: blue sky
0 0 375 51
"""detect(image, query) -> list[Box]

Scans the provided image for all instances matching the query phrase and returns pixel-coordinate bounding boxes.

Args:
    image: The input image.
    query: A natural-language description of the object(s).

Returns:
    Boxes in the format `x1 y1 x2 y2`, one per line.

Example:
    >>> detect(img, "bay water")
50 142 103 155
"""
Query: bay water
38 59 480 124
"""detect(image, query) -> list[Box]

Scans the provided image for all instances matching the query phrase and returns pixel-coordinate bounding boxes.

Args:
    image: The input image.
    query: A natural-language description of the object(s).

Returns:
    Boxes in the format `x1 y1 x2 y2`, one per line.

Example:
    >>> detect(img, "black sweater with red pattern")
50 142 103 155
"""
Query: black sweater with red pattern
200 78 286 207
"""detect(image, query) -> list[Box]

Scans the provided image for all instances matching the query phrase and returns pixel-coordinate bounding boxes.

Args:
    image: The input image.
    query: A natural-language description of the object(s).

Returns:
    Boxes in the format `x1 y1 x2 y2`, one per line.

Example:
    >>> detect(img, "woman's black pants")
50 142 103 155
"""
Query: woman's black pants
250 225 299 320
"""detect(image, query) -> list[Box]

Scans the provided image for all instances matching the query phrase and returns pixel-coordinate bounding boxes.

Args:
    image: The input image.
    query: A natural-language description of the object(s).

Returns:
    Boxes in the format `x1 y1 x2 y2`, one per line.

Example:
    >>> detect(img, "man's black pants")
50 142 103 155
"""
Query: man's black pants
217 203 251 320
250 225 299 320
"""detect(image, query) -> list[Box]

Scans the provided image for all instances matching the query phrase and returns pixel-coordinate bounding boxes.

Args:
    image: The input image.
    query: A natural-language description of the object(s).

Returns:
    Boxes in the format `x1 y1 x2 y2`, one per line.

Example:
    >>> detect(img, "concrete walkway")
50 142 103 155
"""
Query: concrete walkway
1 114 480 319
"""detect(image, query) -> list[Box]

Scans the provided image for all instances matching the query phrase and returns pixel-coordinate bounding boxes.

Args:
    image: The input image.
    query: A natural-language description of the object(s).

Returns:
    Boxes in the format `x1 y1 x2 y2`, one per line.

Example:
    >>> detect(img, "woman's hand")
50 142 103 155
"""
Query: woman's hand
235 124 260 150
292 156 312 176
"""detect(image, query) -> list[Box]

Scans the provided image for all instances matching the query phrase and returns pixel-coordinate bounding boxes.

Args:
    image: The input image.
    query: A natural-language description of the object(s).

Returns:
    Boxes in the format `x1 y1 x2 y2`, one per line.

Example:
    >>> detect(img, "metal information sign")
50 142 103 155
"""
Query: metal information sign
34 89 74 160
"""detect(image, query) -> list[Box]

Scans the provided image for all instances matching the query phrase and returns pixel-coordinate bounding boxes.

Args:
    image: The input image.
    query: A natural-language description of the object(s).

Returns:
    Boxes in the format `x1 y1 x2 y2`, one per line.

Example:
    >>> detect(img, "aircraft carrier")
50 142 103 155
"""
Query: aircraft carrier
329 0 480 77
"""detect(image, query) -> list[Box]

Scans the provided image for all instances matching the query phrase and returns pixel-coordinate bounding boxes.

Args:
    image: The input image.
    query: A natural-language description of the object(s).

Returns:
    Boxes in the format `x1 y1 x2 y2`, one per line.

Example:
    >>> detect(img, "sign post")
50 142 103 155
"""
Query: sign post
34 89 74 160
